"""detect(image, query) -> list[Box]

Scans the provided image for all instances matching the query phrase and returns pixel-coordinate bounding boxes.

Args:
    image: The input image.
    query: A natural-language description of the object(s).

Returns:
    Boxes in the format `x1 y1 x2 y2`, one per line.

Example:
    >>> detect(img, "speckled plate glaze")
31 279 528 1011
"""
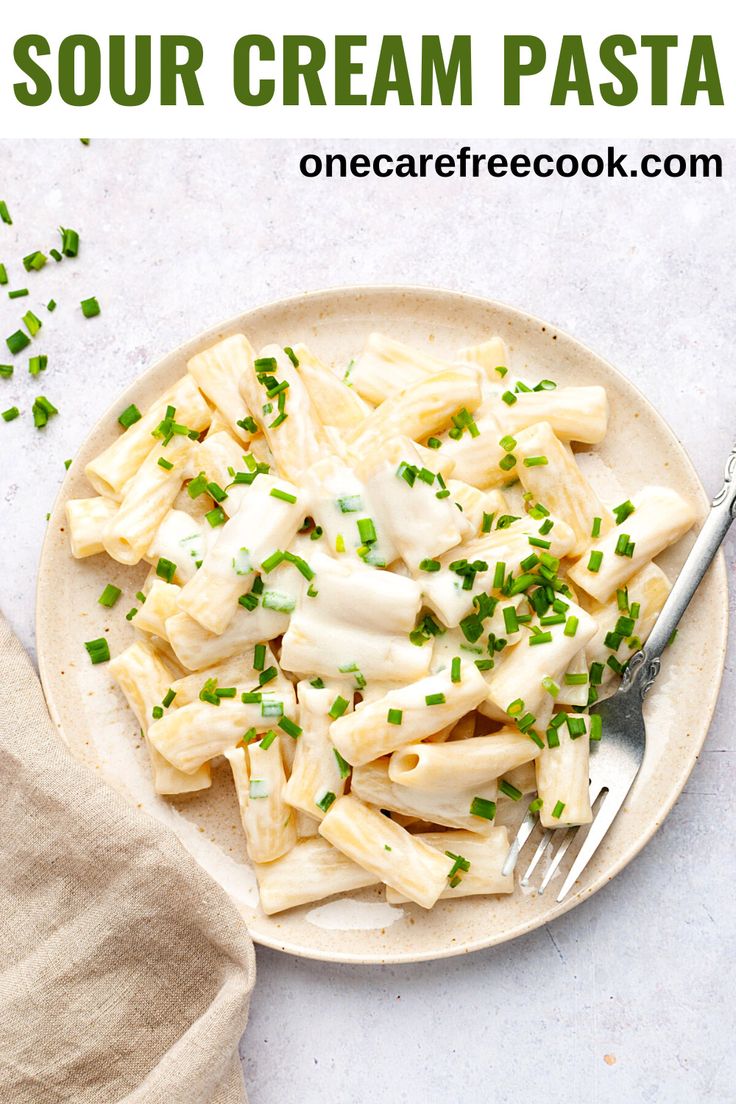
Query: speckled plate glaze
36 287 727 964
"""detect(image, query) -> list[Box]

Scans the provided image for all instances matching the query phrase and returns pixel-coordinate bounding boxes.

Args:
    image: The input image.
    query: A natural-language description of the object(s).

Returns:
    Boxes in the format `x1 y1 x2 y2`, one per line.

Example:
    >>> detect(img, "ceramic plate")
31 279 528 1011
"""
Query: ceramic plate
36 287 727 963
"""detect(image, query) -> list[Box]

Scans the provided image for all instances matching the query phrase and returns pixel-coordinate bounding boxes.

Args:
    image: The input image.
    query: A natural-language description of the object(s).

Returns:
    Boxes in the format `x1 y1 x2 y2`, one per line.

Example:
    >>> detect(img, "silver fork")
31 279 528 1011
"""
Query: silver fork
503 441 736 903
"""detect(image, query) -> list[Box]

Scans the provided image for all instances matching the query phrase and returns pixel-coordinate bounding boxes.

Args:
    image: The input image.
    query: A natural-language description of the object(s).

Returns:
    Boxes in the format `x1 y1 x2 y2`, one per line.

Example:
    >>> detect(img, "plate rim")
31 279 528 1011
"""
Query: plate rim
36 284 729 964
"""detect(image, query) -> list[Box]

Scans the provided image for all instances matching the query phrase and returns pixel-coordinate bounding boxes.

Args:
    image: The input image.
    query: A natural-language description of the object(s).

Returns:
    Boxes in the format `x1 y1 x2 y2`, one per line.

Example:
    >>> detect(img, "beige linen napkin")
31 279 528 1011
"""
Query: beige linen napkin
0 614 256 1103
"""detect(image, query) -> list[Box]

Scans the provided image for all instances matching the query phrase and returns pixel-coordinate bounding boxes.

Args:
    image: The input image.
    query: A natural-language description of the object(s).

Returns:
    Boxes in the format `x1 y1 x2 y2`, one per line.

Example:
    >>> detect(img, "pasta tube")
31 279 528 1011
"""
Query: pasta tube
254 837 379 915
195 431 254 517
103 435 196 565
350 758 499 834
554 647 589 707
65 497 119 558
303 456 399 567
177 475 309 634
585 562 671 686
330 662 488 767
148 684 295 774
388 728 542 790
536 717 593 828
165 603 290 671
348 370 482 463
132 580 181 639
501 386 608 444
455 336 508 379
187 333 258 446
85 375 211 499
145 509 208 584
349 333 460 404
293 343 371 429
567 485 697 603
109 641 211 795
484 599 598 721
385 827 512 903
238 344 330 481
319 794 452 909
226 736 297 863
283 681 352 820
513 422 612 556
170 642 292 705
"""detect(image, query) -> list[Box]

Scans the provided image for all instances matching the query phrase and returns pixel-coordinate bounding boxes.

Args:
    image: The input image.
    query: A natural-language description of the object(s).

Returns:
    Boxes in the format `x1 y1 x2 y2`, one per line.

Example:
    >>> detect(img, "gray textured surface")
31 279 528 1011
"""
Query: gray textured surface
0 139 733 1104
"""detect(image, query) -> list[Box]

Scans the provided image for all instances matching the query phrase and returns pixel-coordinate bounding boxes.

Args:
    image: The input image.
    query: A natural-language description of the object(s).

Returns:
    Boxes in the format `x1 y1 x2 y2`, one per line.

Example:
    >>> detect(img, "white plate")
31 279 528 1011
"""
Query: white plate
36 286 727 963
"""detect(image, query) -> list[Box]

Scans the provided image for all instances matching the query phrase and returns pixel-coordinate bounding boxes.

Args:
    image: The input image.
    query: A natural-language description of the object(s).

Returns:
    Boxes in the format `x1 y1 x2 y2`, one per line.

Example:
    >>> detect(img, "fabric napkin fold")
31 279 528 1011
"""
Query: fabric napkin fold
0 613 255 1104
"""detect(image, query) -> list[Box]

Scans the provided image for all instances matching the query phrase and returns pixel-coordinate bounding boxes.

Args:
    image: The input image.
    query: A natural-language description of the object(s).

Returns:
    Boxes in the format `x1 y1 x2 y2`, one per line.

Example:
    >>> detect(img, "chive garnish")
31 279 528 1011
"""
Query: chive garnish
80 296 100 319
387 708 403 725
118 404 142 429
469 796 496 820
425 693 446 706
499 780 523 801
270 487 297 504
98 584 121 608
205 506 226 527
278 716 302 739
60 227 80 257
587 550 603 573
8 289 28 299
32 396 58 428
156 558 177 583
0 201 12 225
1 406 19 422
7 330 30 355
451 657 461 683
84 637 110 665
328 695 349 720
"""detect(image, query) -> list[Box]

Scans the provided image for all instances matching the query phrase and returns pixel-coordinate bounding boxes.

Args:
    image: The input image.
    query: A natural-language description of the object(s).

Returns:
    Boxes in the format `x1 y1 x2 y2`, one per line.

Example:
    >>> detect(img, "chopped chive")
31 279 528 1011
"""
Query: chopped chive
502 606 519 634
495 365 508 378
591 517 602 538
387 708 403 725
23 251 47 272
328 695 349 719
481 512 494 534
205 506 226 527
427 437 442 449
32 395 58 428
258 666 278 687
241 692 262 703
357 517 377 544
60 227 80 257
316 791 336 813
22 311 42 337
117 404 142 429
542 676 559 698
156 558 177 583
552 800 566 819
546 727 561 749
98 584 121 608
335 533 345 554
214 687 236 699
492 561 506 589
125 608 137 621
270 486 297 504
564 616 579 637
7 330 30 355
253 643 267 671
451 657 461 683
564 672 588 685
1 406 19 422
629 601 641 620
207 481 228 502
527 536 551 550
501 390 517 406
279 716 303 739
157 457 174 471
499 434 517 452
49 248 62 262
587 550 603 573
436 489 451 499
499 779 523 801
528 631 553 646
161 688 176 709
84 637 110 665
419 558 441 574
499 454 517 472
261 549 285 573
0 265 6 285
529 797 543 813
507 698 524 717
469 796 496 820
589 662 604 685
589 714 603 742
613 499 635 525
187 472 208 498
566 715 587 738
516 712 536 733
255 729 276 751
0 201 11 225
28 354 48 376
261 589 295 612
8 288 28 299
523 455 548 467
151 705 164 720
80 296 100 319
334 748 351 778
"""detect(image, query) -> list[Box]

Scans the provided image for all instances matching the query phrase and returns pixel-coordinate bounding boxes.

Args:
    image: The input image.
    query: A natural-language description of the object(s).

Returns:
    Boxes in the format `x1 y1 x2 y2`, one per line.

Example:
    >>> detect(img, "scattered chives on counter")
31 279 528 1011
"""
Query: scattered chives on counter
0 364 12 378
0 265 7 285
6 330 30 355
22 310 42 337
0 201 12 225
32 396 58 428
29 355 47 376
80 296 100 318
2 406 20 422
8 288 28 299
61 227 80 257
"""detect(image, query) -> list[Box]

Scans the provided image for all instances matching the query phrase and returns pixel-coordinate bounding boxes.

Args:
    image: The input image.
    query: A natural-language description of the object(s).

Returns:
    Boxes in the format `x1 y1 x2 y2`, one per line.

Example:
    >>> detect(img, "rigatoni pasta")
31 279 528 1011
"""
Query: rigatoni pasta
70 326 696 917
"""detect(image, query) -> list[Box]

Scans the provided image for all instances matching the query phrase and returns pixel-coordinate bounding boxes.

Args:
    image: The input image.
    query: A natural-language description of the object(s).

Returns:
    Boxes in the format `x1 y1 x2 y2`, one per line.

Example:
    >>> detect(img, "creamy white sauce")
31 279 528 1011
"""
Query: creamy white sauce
306 899 405 931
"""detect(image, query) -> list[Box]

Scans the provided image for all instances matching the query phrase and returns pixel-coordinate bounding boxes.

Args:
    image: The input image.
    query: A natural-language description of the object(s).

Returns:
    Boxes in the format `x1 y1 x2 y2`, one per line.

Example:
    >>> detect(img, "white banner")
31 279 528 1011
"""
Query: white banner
0 0 732 139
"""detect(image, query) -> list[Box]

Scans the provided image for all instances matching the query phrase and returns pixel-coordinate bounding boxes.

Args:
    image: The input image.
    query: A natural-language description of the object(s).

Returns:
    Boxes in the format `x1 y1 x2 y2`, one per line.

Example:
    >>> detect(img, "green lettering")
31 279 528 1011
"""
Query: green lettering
110 36 151 107
599 35 637 106
421 35 472 105
160 36 204 106
551 36 593 106
504 36 545 105
58 36 101 107
641 35 677 105
371 36 413 105
233 35 275 106
335 35 366 105
682 36 723 106
283 36 326 106
13 35 52 106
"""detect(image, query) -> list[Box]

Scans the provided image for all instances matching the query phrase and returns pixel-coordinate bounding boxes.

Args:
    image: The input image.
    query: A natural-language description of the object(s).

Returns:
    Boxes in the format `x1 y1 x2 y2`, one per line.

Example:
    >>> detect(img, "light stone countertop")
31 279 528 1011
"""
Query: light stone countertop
0 139 733 1104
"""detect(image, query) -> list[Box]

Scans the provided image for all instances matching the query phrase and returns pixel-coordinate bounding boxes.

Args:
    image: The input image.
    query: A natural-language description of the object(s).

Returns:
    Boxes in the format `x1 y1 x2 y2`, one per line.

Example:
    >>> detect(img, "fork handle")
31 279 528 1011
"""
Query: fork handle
623 441 736 698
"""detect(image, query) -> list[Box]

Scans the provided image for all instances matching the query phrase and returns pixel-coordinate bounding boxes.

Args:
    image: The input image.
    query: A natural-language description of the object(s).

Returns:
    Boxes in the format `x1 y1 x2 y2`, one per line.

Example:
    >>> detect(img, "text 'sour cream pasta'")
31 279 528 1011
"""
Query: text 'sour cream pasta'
70 329 696 915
